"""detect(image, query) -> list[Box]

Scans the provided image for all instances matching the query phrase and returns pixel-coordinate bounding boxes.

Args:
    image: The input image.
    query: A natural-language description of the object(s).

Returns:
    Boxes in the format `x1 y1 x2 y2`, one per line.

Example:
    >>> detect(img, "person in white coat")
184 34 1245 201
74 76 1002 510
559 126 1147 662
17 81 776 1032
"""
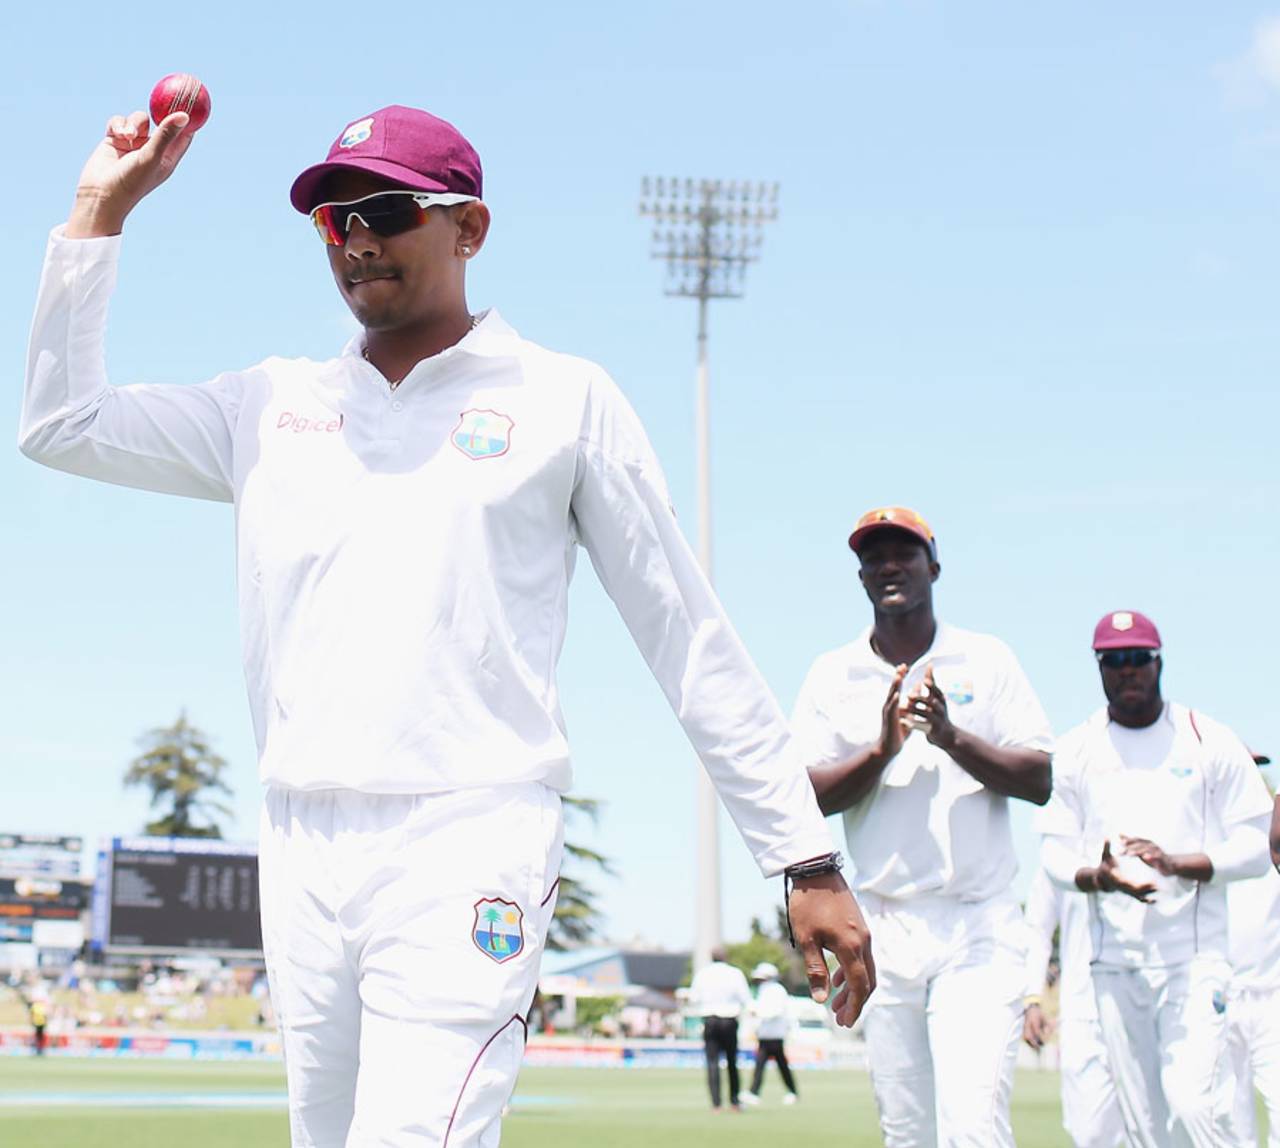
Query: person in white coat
1022 866 1123 1148
1038 610 1273 1148
19 101 875 1147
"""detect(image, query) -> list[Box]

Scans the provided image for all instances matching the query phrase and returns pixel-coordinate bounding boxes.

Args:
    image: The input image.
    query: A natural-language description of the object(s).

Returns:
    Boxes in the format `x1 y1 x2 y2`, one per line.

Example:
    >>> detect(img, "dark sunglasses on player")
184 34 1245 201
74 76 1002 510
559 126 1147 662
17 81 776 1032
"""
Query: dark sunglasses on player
1096 649 1161 669
309 190 479 246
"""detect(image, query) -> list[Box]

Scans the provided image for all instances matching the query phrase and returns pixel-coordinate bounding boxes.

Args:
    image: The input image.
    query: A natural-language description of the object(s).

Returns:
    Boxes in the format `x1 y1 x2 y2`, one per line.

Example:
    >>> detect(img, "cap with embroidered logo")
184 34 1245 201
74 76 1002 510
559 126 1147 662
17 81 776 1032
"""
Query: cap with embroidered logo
289 105 483 214
1092 610 1162 651
848 506 938 561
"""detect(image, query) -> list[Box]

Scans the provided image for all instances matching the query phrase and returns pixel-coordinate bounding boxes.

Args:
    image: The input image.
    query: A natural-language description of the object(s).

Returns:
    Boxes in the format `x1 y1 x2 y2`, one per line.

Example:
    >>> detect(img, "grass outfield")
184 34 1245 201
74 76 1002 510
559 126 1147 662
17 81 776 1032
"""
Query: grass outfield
0 1056 1074 1146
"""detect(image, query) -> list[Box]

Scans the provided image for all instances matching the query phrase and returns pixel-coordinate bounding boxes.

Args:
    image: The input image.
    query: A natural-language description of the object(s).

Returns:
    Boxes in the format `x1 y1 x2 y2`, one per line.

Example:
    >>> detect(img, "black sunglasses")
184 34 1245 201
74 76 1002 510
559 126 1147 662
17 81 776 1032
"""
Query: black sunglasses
1096 649 1161 670
309 190 479 246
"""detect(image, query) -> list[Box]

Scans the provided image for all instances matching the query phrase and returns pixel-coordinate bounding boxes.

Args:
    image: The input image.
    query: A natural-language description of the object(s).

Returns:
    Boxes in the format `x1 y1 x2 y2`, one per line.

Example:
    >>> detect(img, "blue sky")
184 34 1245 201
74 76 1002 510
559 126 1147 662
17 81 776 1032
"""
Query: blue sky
4 4 1279 949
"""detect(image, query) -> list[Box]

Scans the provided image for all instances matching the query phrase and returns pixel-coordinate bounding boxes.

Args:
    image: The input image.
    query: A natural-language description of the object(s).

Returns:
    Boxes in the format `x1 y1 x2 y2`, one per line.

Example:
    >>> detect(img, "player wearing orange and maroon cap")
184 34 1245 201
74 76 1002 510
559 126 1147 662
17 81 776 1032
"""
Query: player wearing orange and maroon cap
792 506 1054 1148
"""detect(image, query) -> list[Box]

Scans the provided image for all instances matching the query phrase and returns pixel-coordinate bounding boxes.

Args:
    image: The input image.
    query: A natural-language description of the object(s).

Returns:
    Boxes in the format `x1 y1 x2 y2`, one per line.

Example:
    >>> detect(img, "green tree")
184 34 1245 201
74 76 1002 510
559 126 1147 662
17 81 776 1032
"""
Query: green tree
123 712 233 838
482 906 501 950
726 913 811 996
573 994 626 1035
547 795 614 950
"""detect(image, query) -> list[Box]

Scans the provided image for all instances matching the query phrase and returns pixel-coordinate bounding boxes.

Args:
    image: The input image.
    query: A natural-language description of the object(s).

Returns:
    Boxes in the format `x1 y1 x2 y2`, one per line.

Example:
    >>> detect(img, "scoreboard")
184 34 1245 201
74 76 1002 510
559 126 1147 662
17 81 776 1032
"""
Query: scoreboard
0 836 92 950
0 833 84 880
93 837 262 955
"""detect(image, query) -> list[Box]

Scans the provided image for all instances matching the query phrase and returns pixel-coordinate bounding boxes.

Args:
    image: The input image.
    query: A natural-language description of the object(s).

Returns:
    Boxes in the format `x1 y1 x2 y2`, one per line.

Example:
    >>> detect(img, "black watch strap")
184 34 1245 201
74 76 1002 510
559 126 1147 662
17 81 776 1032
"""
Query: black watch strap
784 852 844 880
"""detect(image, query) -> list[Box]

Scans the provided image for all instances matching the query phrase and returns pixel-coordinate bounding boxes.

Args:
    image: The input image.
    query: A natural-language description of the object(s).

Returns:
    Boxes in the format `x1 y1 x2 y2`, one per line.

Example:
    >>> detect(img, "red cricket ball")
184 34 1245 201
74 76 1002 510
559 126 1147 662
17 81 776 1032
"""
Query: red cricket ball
148 73 211 133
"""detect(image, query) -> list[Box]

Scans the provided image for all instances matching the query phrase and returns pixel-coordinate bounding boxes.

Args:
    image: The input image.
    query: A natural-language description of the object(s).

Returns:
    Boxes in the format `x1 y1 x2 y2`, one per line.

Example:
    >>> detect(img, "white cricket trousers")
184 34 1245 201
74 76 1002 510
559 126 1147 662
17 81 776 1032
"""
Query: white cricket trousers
259 784 564 1148
860 892 1025 1148
1092 957 1236 1148
1057 1017 1124 1148
1226 985 1280 1147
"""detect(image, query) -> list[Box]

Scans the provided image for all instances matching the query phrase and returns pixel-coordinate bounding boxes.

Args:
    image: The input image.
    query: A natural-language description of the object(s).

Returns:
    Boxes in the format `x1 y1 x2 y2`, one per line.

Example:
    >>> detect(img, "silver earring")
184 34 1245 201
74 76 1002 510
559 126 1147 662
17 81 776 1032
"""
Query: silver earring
461 245 472 256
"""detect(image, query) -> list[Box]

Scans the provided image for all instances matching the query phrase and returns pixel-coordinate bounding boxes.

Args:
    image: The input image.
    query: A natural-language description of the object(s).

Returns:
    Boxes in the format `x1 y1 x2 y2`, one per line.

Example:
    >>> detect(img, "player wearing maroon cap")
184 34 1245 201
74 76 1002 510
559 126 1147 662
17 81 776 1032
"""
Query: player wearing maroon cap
1038 611 1273 1148
792 506 1053 1148
19 104 875 1145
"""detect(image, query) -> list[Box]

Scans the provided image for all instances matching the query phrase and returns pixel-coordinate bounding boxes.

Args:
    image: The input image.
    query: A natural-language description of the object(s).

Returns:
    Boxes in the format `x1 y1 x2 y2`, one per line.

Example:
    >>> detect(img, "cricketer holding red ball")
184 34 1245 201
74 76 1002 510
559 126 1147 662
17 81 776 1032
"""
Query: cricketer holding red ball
19 104 874 1144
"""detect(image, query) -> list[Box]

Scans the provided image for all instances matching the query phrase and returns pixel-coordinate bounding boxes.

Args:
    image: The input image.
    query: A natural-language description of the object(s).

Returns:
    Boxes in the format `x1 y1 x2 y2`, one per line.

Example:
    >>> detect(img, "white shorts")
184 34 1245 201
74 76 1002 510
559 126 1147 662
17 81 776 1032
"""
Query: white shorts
259 783 563 1147
859 892 1025 1148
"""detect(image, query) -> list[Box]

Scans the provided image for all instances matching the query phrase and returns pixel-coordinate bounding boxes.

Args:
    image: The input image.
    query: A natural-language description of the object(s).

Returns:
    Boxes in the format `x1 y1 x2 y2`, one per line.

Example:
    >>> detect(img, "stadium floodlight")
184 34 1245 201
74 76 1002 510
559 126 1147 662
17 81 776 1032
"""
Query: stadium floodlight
639 177 779 974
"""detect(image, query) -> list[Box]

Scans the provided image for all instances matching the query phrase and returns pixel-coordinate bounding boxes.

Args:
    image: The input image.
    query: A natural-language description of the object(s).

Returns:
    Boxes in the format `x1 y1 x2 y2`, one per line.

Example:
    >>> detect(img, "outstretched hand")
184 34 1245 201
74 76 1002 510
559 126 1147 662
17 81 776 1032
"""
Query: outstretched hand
68 111 196 238
787 871 875 1027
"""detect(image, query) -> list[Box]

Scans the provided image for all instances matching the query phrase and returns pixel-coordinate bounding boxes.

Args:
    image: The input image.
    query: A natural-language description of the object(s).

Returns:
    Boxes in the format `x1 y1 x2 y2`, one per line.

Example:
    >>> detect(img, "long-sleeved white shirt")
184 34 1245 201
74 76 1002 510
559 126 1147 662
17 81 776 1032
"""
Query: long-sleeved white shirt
1228 861 1280 994
1037 703 1272 968
20 229 833 876
751 978 793 1039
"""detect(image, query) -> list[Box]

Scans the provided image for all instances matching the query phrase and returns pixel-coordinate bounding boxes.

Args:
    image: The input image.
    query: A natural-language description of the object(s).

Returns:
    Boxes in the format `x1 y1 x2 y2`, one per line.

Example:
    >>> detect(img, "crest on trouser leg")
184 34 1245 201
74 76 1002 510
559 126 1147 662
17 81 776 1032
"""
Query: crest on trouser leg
472 898 524 963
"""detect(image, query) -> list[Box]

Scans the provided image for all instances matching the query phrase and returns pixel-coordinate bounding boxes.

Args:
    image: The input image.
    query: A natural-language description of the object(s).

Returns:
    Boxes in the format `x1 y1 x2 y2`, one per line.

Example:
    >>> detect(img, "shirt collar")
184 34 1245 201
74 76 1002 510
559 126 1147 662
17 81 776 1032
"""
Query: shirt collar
846 620 960 672
341 307 521 363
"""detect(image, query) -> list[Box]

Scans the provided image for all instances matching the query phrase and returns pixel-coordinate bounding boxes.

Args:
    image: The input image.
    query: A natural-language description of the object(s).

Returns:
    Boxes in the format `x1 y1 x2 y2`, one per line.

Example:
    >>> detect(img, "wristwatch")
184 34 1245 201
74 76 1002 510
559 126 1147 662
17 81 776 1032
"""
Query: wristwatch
782 853 844 948
784 852 844 880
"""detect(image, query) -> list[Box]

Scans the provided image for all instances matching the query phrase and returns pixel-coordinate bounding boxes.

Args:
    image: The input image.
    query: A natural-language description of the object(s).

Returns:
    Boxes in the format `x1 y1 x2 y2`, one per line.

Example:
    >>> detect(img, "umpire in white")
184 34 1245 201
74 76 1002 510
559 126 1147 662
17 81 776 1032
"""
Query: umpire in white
792 506 1053 1147
1038 610 1272 1148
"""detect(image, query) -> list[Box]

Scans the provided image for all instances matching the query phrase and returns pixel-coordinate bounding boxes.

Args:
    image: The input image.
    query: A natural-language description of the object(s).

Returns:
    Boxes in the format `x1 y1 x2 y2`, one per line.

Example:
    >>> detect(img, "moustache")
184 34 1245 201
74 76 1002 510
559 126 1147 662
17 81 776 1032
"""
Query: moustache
346 264 399 286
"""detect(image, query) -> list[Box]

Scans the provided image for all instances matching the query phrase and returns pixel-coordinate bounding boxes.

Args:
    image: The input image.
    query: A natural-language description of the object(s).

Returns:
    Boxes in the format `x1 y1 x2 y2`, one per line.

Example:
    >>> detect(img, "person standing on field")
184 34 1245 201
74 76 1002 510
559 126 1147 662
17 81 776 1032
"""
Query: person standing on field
689 946 752 1112
791 505 1054 1147
28 997 47 1057
1037 610 1272 1148
741 961 799 1107
19 101 875 1146
1022 865 1123 1148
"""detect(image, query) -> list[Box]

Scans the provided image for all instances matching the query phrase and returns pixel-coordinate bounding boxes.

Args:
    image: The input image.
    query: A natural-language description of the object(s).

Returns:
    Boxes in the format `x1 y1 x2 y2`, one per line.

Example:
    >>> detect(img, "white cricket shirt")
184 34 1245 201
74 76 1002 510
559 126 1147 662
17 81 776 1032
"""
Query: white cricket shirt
1023 865 1098 1023
1228 864 1280 993
751 978 793 1039
790 623 1053 900
689 961 752 1019
20 229 833 876
1038 704 1273 968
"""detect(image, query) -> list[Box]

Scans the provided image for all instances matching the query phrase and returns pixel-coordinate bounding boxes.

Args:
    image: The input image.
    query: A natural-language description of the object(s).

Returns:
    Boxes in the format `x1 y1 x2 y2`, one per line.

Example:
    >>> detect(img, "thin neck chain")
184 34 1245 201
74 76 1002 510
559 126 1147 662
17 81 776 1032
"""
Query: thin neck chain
362 314 480 391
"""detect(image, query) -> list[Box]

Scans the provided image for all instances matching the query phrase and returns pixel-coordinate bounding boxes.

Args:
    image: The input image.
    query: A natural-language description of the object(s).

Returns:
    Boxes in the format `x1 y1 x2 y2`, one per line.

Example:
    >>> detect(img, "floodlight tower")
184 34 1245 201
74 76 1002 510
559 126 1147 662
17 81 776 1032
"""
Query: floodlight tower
639 177 779 973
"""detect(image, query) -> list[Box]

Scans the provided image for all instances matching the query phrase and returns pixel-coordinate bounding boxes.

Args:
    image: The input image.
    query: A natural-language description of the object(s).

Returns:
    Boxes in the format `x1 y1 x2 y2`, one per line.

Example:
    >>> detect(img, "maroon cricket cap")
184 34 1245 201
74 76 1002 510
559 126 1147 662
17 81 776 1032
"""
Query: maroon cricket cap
1092 610 1162 651
289 105 483 214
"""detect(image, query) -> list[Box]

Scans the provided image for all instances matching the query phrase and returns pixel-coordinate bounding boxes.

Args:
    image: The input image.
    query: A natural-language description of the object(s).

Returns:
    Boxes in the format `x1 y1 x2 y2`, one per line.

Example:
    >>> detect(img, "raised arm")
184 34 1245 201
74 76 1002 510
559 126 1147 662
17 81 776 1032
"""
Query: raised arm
21 109 242 501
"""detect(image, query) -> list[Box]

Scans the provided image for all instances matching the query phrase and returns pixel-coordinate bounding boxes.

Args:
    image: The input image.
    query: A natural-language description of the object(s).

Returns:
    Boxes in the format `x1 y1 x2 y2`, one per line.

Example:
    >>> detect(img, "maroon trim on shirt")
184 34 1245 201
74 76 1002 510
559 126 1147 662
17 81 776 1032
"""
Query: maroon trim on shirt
442 1013 528 1147
540 877 560 908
